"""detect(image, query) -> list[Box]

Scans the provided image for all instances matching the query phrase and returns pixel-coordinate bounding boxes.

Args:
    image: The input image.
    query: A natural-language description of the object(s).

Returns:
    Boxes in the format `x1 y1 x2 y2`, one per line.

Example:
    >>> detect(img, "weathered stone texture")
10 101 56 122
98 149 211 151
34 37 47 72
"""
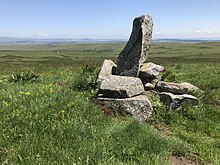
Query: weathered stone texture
96 59 117 83
156 81 188 94
144 83 155 90
159 92 199 109
116 14 153 77
98 75 145 98
97 95 153 121
139 62 165 84
180 82 200 93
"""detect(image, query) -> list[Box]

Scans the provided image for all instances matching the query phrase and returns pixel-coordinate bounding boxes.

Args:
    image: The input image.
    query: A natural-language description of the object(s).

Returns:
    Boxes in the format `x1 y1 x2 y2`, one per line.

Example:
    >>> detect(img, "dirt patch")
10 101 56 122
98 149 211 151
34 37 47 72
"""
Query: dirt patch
91 98 118 117
152 122 172 137
171 156 198 165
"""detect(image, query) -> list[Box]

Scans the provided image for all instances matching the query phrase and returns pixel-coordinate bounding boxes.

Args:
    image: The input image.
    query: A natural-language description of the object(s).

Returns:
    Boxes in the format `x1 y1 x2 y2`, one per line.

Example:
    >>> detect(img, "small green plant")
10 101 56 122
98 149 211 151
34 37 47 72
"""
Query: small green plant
161 69 177 82
8 70 39 83
69 65 99 91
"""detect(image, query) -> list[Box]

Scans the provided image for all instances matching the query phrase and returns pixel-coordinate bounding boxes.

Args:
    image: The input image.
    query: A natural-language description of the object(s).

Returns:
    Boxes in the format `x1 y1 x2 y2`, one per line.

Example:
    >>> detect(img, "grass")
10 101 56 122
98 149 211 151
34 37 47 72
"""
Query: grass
152 62 220 164
0 42 220 164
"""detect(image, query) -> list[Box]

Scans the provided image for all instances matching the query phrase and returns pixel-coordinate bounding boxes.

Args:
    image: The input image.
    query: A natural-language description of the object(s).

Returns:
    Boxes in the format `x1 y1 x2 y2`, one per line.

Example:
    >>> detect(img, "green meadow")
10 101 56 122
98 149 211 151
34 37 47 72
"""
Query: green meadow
0 42 220 164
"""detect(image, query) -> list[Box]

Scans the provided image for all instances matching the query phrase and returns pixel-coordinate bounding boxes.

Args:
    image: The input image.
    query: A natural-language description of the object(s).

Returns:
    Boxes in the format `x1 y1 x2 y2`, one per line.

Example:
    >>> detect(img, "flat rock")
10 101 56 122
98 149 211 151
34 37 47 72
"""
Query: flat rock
98 75 145 98
159 92 199 109
97 95 153 121
180 82 200 92
116 14 153 77
156 81 188 94
96 59 117 83
139 62 165 84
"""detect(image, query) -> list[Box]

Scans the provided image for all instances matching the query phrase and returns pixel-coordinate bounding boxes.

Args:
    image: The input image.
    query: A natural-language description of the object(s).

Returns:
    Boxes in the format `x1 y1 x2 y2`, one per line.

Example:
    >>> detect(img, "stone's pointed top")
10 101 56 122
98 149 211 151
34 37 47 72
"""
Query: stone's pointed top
135 14 152 20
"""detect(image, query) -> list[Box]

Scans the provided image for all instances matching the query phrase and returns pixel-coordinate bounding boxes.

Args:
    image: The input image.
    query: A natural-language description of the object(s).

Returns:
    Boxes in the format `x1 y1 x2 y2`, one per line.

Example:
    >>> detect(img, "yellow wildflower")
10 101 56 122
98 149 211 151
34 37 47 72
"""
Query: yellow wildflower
9 94 12 99
2 101 9 107
50 88 53 94
68 102 75 108
25 92 31 95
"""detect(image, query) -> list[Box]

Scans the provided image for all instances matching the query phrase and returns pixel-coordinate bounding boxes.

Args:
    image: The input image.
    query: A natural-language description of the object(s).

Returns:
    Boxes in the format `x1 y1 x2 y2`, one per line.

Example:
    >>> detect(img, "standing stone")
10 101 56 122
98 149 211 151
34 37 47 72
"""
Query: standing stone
116 14 153 77
96 59 117 83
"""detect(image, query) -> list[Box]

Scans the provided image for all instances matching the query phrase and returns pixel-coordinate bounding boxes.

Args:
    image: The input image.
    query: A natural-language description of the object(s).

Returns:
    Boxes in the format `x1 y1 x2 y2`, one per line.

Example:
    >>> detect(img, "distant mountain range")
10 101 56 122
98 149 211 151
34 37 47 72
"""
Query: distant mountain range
0 37 220 45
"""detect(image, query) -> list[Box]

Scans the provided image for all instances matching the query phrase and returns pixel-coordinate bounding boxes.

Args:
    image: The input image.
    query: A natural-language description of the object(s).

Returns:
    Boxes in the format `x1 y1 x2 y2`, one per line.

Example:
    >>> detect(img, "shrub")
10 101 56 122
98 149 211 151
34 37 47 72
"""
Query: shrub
69 65 99 91
8 70 39 83
161 69 177 82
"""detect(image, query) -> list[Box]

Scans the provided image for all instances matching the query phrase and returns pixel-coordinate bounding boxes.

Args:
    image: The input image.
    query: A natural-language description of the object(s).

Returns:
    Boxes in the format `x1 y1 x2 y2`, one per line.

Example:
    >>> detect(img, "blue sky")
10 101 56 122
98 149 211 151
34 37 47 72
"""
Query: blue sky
0 0 220 39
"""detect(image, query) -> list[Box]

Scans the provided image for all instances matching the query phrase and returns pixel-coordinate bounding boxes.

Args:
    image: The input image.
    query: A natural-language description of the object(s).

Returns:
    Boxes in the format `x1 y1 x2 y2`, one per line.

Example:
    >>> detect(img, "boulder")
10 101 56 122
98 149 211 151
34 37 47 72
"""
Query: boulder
96 59 117 83
139 62 165 84
98 75 145 98
156 81 188 94
180 82 200 92
97 95 153 121
159 92 199 109
116 14 153 77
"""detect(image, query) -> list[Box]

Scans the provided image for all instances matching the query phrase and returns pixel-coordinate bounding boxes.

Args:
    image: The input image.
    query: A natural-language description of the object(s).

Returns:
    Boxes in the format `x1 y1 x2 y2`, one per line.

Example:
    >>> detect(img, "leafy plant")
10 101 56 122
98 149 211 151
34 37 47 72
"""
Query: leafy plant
69 65 99 91
8 70 39 83
161 69 177 82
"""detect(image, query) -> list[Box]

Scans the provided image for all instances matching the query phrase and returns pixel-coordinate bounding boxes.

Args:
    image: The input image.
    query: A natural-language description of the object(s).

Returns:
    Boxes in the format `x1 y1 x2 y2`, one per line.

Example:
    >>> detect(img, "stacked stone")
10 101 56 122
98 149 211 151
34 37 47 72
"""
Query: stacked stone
95 14 200 121
96 14 153 122
137 63 199 109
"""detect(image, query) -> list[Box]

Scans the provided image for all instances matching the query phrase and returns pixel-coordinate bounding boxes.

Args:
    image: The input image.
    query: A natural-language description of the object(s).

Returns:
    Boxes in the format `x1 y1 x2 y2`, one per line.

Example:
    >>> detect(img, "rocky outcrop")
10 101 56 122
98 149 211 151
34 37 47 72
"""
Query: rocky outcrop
98 75 145 98
158 92 199 109
97 95 153 122
156 81 188 94
116 14 153 77
96 59 117 83
139 62 165 84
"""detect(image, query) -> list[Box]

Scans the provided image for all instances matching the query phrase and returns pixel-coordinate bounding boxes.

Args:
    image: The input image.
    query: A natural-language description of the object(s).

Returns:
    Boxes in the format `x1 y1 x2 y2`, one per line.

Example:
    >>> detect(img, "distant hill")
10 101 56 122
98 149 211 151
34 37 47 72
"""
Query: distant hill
153 38 220 43
0 37 220 45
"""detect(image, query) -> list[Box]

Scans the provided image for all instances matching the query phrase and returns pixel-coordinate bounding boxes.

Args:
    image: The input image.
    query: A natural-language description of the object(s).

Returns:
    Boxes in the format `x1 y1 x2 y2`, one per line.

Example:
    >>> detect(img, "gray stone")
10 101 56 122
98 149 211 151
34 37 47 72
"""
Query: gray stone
97 95 153 121
116 14 153 77
180 82 200 92
159 92 199 109
156 81 188 94
144 83 155 90
139 62 165 84
98 75 145 98
96 59 117 83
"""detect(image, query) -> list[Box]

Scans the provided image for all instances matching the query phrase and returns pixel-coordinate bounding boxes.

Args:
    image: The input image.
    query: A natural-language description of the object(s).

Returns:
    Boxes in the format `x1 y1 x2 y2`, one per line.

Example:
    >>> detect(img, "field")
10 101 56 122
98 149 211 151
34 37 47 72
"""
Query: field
0 42 220 164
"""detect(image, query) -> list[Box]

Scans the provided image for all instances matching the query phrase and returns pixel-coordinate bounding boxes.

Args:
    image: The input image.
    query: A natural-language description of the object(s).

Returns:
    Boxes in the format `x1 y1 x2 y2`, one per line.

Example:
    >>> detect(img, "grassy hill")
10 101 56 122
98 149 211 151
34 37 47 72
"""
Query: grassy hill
0 42 219 164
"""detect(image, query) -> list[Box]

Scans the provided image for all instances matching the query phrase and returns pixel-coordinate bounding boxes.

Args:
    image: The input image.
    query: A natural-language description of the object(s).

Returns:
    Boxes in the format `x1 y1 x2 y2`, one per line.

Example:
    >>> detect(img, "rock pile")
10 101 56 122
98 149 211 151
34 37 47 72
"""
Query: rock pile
95 14 200 121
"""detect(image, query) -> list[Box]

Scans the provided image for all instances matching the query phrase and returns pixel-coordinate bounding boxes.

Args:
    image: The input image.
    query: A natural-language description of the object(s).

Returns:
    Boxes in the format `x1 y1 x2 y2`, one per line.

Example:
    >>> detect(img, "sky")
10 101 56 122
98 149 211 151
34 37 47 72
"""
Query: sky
0 0 220 39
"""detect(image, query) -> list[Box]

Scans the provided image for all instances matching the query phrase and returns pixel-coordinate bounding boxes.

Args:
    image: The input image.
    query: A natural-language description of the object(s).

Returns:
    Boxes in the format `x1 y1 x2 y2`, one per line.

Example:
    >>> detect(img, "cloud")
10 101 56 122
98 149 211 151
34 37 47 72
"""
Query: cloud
195 30 201 33
155 32 162 34
206 30 211 33
37 33 48 37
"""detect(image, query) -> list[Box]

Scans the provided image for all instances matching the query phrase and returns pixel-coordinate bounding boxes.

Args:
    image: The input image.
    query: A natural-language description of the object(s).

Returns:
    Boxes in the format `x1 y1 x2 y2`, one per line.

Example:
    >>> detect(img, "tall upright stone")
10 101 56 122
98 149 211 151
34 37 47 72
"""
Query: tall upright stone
116 14 153 77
